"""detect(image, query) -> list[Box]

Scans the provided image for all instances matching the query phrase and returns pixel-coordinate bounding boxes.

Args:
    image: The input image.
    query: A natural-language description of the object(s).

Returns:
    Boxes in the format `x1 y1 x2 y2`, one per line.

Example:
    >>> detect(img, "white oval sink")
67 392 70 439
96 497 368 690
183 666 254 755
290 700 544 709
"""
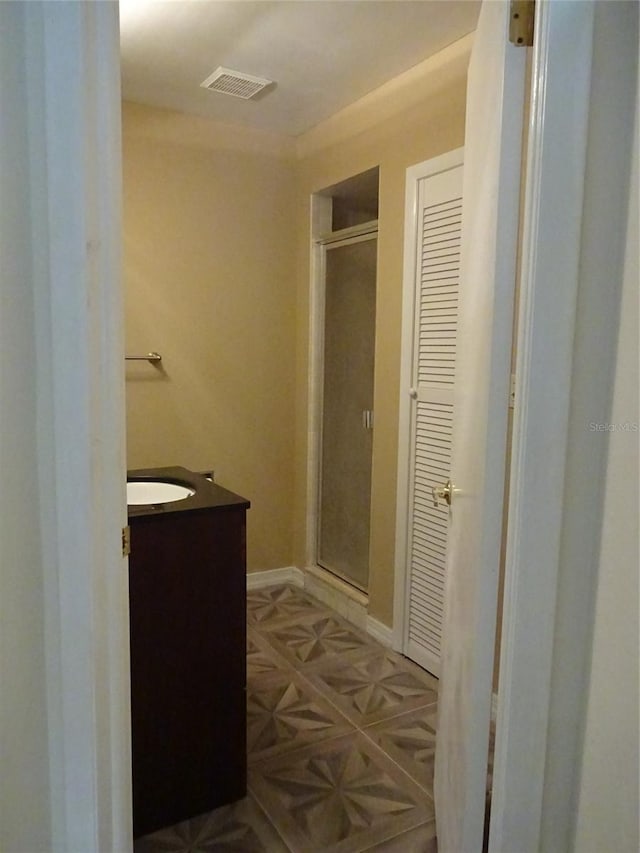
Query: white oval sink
127 480 196 506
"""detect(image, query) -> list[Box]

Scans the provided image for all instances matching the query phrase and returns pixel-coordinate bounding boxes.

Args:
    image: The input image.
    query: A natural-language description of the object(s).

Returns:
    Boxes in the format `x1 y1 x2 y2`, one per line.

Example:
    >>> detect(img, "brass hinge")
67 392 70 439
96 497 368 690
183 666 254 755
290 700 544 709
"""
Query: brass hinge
122 525 131 558
509 0 535 47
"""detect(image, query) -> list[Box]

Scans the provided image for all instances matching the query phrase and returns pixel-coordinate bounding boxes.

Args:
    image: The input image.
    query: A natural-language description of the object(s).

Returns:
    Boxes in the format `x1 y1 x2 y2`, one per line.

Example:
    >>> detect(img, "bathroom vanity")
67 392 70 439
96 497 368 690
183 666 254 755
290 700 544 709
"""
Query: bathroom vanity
127 466 250 838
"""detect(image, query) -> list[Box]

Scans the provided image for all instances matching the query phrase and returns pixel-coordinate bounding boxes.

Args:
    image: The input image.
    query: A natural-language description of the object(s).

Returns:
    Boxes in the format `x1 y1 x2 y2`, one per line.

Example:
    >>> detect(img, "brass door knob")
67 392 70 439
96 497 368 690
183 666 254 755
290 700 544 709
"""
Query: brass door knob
432 479 452 508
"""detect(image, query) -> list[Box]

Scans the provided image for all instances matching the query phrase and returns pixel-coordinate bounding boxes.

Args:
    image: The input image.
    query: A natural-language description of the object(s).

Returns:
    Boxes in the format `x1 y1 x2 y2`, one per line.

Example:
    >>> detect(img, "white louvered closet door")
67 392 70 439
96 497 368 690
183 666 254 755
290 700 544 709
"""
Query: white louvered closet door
400 151 463 677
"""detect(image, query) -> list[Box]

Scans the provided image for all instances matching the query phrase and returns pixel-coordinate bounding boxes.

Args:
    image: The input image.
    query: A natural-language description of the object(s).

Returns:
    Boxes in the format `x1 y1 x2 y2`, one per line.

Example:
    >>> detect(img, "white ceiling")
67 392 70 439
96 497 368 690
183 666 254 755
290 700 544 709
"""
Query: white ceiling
120 0 479 137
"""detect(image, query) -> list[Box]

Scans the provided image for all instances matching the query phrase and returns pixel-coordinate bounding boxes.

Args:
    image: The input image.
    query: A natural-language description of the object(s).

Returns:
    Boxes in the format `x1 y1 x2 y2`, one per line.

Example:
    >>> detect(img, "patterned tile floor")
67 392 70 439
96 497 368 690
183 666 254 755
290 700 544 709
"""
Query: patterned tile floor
135 584 440 852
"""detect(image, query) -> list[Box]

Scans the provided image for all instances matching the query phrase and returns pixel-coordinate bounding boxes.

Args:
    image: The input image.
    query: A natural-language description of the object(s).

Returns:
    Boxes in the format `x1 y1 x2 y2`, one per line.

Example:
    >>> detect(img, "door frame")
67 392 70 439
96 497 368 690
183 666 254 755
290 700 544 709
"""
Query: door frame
395 1 626 850
392 146 464 660
491 0 596 842
490 1 636 848
25 0 631 849
306 212 379 583
18 2 131 850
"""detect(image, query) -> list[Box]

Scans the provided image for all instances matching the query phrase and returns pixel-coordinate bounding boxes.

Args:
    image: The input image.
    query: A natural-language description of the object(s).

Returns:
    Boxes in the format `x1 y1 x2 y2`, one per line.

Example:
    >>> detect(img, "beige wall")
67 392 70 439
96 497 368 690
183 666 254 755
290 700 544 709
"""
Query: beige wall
293 39 469 625
123 102 297 572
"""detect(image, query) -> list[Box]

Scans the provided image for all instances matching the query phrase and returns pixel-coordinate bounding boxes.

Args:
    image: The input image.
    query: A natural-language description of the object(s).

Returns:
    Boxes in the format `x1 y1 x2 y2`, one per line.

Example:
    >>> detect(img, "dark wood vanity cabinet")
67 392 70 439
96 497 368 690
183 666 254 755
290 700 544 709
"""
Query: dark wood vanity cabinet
127 471 249 839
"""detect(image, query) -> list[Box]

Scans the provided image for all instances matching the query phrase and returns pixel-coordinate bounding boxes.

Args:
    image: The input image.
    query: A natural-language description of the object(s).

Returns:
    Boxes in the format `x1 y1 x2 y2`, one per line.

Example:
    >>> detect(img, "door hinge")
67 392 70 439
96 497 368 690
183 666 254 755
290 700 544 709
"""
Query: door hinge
122 525 131 558
509 0 535 47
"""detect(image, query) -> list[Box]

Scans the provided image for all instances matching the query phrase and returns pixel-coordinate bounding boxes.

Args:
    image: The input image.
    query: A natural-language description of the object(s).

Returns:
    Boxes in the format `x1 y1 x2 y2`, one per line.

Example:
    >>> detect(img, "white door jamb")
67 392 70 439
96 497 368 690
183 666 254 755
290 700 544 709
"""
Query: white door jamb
28 3 132 850
490 2 596 849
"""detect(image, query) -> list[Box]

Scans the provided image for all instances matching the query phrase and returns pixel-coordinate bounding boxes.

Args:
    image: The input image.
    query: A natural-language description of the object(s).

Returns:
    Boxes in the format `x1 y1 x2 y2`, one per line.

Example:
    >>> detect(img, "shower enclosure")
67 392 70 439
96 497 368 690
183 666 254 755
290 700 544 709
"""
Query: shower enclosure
317 227 377 592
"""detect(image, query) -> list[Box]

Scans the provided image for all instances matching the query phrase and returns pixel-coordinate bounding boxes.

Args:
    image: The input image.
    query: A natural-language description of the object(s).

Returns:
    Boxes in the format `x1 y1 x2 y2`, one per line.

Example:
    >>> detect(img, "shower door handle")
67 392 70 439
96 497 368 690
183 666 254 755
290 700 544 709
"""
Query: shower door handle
362 410 374 430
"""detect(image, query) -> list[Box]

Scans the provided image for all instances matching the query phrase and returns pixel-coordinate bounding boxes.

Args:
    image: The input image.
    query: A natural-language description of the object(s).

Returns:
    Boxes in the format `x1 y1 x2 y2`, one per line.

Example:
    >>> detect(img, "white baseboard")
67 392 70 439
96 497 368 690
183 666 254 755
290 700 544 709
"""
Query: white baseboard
303 564 368 606
366 615 394 648
246 567 395 649
247 565 369 632
246 566 303 590
302 565 370 630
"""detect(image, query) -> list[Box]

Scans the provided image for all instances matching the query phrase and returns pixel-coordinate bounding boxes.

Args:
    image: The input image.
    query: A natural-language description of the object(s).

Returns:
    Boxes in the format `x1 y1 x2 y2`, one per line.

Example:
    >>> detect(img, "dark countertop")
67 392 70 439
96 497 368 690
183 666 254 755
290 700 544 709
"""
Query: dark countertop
127 466 250 520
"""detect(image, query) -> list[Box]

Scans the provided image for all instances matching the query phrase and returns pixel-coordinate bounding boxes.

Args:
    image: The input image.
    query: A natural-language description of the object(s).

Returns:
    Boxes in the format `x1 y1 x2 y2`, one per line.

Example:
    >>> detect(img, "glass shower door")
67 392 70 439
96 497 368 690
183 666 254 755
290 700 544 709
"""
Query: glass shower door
318 233 377 591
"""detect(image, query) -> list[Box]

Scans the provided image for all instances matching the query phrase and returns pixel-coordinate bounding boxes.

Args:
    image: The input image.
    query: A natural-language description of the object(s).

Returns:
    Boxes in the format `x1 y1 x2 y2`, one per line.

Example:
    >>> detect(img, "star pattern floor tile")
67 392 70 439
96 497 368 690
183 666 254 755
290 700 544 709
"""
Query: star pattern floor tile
135 584 444 852
365 706 438 792
249 732 435 853
133 794 288 852
305 647 439 726
247 584 329 629
259 610 378 666
247 668 353 763
360 819 438 852
247 627 291 682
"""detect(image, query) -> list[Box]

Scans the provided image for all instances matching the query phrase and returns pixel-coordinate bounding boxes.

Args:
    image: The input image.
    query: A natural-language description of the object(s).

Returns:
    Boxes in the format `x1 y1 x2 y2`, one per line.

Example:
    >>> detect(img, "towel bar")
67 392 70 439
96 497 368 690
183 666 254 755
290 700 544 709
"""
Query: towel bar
125 352 162 364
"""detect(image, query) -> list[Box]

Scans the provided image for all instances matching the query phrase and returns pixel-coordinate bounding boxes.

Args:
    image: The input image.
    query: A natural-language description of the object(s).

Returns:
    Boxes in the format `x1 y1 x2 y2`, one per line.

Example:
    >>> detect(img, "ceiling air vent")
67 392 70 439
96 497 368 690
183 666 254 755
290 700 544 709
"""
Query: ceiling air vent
200 67 273 100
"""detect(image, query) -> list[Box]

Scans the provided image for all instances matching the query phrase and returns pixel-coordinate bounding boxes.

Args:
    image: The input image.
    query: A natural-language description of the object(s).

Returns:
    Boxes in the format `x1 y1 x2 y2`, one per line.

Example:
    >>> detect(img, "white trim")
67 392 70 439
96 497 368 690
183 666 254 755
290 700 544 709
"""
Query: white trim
489 3 597 851
246 567 304 590
320 230 378 253
303 565 369 607
317 219 378 245
26 3 131 850
573 51 638 847
304 564 369 606
305 195 332 567
366 616 394 649
303 565 368 630
246 567 395 647
393 147 464 655
247 566 375 634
